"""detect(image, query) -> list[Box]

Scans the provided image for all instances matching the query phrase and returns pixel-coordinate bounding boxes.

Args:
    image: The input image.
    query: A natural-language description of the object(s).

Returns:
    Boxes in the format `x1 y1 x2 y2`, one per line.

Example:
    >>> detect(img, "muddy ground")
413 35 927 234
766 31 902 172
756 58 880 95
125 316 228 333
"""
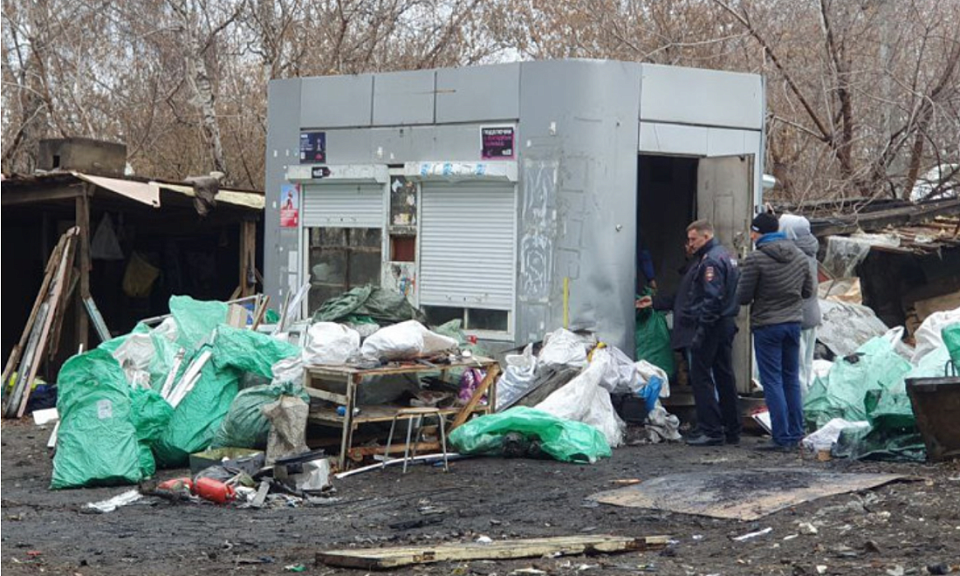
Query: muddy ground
3 419 959 576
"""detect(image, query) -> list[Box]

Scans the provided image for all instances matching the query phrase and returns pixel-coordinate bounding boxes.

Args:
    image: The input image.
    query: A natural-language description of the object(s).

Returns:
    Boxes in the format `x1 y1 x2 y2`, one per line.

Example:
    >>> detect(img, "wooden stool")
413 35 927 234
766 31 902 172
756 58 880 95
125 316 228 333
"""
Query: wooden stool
382 407 450 473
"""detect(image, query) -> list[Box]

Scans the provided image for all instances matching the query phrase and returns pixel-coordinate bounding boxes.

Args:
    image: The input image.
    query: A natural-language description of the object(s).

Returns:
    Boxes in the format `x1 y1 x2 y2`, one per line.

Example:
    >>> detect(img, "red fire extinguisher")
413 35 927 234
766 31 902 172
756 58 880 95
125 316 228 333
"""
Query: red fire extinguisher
193 477 236 504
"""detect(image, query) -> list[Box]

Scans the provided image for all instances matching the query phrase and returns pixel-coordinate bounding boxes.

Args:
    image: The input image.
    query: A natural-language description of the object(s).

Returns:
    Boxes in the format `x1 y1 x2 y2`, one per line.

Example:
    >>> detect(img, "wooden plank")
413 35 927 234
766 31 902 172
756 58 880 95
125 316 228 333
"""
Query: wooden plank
316 535 669 569
305 356 497 378
83 297 111 342
47 267 78 359
308 404 485 425
302 386 349 405
1 239 65 392
451 363 500 429
1 186 83 206
15 229 79 417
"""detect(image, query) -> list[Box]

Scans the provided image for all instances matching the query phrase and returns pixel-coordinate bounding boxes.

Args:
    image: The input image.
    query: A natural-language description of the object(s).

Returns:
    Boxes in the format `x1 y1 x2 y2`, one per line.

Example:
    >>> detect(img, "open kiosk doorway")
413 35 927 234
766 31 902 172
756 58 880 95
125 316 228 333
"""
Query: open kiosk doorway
637 154 755 398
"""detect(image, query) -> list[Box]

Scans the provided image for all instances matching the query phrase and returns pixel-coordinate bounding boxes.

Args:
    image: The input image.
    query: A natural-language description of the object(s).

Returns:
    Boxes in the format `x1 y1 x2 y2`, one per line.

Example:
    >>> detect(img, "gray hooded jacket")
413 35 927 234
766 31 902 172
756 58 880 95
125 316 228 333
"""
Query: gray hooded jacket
779 214 822 330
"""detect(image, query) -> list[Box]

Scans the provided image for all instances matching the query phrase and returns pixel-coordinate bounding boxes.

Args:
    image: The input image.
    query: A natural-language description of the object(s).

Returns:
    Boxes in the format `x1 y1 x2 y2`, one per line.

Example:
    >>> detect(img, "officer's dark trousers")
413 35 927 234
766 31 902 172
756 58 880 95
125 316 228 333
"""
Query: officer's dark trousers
689 317 741 439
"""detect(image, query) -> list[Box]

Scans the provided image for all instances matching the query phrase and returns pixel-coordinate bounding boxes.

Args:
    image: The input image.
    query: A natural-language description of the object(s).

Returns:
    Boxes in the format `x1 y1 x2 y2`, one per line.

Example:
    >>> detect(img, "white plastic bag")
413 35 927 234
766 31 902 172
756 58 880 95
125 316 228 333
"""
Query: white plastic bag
496 344 538 409
304 322 361 365
538 329 588 369
635 360 671 398
605 346 639 394
911 307 960 365
360 320 458 362
801 418 870 453
271 355 304 385
880 326 915 362
536 348 625 447
112 333 154 389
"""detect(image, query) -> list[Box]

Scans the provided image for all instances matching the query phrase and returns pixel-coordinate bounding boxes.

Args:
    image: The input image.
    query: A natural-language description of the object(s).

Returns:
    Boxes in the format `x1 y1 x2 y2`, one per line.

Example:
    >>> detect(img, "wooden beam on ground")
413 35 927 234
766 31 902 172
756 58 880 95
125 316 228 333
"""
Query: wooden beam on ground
316 535 670 570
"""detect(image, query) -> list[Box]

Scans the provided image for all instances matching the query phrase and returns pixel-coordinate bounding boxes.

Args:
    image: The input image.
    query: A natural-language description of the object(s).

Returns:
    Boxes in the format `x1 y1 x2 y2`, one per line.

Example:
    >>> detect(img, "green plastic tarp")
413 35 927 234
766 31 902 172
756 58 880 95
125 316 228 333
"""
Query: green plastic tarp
804 337 912 429
210 382 309 449
943 323 960 371
170 295 228 350
312 285 425 325
635 292 675 378
130 388 174 477
211 325 299 379
448 406 612 464
51 350 143 489
154 345 240 468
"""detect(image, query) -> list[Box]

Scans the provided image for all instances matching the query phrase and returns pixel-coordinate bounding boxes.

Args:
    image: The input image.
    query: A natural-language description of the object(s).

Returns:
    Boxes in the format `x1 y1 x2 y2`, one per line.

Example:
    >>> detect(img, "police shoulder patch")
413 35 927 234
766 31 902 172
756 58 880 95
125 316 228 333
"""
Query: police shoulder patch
704 266 716 282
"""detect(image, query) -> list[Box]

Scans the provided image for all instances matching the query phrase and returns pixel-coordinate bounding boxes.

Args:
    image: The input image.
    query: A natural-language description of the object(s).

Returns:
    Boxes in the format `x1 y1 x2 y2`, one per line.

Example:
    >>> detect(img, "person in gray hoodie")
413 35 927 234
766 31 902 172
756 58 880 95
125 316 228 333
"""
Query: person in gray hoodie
778 214 822 395
738 212 814 450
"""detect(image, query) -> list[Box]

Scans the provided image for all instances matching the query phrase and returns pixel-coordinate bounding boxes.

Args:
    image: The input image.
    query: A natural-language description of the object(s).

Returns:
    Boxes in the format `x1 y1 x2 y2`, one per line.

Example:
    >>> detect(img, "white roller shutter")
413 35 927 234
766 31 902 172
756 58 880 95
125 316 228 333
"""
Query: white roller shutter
302 183 384 228
420 183 516 310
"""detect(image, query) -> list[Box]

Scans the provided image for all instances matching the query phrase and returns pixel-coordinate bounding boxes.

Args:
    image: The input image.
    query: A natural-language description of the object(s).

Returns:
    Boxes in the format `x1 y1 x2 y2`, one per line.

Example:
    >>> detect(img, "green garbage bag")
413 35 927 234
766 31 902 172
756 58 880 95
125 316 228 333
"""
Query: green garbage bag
943 322 960 371
804 337 912 429
210 382 309 449
312 285 425 325
51 350 142 489
169 295 228 350
635 292 675 377
449 406 611 464
130 388 174 477
154 346 240 467
211 325 299 379
264 309 280 324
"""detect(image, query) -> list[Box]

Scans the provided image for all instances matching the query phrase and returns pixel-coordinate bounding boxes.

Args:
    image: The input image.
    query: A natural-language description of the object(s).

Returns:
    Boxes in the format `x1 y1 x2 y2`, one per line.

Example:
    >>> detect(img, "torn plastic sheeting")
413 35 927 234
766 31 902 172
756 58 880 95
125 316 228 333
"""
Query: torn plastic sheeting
312 285 426 326
801 418 869 453
448 406 612 464
536 348 625 448
817 299 890 358
85 489 143 513
822 234 899 278
538 329 588 369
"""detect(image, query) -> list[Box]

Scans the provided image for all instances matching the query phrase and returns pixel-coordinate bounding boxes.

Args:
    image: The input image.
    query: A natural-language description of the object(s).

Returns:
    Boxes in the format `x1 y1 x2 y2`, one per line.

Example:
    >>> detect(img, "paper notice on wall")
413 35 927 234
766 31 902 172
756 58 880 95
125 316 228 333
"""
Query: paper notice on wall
481 126 515 160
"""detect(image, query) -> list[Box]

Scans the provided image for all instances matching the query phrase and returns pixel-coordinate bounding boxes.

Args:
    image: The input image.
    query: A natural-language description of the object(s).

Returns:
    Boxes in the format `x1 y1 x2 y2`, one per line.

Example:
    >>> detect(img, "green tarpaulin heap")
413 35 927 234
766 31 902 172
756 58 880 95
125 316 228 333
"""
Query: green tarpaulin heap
449 406 612 464
312 285 425 326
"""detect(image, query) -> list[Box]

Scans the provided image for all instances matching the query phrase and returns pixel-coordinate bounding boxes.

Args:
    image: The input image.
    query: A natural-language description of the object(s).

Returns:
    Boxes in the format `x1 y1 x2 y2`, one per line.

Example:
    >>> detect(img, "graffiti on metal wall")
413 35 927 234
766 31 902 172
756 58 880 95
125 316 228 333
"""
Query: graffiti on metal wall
384 262 418 305
519 159 559 303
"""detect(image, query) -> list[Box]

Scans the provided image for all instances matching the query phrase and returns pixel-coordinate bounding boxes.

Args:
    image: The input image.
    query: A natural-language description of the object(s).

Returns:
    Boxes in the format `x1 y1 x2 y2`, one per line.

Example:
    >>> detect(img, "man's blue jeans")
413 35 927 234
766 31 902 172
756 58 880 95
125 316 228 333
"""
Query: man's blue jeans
754 322 803 446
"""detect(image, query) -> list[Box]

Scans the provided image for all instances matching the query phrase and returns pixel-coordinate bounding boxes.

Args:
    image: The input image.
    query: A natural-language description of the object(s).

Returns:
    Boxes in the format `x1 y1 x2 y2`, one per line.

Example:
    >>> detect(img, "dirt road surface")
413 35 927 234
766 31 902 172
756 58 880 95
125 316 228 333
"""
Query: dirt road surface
3 419 959 575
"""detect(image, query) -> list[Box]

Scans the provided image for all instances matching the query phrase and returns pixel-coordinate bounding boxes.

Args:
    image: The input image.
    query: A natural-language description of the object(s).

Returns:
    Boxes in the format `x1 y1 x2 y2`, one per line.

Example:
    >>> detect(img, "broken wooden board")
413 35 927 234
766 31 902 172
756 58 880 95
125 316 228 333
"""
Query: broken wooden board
589 468 907 521
316 535 669 569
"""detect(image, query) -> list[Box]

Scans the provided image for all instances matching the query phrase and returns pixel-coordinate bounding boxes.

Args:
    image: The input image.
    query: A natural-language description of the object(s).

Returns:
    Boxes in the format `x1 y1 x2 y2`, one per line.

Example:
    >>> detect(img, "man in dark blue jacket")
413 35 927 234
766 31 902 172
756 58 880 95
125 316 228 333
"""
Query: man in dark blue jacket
642 220 742 446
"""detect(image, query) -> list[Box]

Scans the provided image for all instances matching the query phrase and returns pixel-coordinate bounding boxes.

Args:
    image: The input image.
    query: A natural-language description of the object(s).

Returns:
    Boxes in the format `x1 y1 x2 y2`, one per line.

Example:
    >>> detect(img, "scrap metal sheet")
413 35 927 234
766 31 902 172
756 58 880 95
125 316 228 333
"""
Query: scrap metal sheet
590 468 906 521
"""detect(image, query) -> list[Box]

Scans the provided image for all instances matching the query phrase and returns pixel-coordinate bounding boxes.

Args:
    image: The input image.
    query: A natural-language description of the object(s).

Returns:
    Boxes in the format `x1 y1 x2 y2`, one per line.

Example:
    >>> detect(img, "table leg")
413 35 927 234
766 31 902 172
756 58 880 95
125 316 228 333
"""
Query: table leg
339 374 357 470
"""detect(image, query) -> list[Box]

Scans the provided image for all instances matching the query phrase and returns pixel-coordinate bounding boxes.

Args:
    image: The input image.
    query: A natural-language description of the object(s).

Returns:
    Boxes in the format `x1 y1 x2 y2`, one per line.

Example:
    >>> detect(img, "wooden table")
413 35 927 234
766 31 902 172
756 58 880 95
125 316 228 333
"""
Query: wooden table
303 356 500 469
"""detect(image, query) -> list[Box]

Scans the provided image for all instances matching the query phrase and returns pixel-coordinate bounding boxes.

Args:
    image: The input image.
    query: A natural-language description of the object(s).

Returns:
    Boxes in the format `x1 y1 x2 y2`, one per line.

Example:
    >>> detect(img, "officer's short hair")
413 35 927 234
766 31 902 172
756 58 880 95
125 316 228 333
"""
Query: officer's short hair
686 220 714 236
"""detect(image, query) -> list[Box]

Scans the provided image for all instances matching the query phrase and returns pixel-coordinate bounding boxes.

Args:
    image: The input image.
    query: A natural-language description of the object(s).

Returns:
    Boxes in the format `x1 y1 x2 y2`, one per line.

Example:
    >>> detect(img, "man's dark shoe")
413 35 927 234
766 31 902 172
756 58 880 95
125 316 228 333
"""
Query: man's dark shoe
685 434 723 447
725 435 741 446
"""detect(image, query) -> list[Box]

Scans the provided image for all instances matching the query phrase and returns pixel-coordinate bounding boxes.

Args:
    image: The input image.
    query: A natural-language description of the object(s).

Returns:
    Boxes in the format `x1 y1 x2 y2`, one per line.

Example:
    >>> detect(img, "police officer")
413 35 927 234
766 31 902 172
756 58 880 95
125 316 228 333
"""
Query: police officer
642 220 741 446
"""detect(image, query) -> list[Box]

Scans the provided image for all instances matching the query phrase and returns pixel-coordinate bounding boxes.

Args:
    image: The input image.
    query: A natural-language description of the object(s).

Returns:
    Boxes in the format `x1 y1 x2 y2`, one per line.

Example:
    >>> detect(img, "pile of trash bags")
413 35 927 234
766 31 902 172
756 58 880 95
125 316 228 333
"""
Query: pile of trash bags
802 307 960 462
475 328 680 461
52 296 303 489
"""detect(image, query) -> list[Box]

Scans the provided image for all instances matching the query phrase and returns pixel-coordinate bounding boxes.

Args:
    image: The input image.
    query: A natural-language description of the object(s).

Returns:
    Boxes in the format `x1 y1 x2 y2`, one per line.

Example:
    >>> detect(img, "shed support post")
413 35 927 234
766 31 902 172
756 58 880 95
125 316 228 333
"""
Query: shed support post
240 220 256 297
75 185 92 351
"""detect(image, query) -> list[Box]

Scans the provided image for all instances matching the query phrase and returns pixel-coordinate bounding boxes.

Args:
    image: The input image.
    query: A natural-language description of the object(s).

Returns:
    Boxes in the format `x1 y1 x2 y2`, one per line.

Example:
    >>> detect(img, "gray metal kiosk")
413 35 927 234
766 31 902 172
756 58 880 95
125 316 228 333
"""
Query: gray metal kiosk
265 59 765 391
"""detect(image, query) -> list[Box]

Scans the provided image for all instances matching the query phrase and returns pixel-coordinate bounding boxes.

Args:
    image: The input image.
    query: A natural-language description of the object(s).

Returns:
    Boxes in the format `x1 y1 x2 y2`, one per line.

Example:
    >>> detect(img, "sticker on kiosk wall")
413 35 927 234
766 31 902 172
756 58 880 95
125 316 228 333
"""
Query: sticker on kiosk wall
299 131 326 164
280 183 300 228
481 126 515 160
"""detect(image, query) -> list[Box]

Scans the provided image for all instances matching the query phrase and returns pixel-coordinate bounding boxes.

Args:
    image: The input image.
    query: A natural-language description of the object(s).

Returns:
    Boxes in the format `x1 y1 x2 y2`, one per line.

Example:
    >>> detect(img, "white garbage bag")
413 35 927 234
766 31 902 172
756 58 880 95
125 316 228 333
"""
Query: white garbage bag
304 322 361 365
360 320 458 362
536 348 625 447
635 360 671 398
538 329 588 369
271 355 304 385
911 307 960 365
496 344 538 409
606 346 640 394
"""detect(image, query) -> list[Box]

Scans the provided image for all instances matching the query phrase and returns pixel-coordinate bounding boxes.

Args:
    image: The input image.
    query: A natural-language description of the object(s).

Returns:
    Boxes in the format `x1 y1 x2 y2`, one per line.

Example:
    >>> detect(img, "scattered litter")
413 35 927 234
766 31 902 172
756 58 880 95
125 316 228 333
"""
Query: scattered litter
798 522 819 535
84 489 143 513
817 566 828 575
732 527 772 542
284 564 306 572
476 536 493 544
32 407 59 426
